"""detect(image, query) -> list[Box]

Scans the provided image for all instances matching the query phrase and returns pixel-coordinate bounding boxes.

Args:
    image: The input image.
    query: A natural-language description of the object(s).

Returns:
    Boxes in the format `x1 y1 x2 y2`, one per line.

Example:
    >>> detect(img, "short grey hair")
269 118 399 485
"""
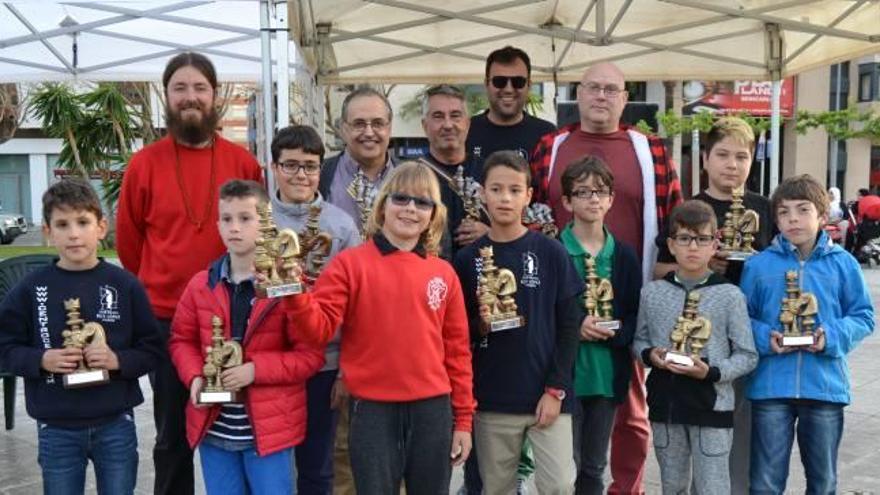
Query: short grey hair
341 86 393 123
421 84 467 119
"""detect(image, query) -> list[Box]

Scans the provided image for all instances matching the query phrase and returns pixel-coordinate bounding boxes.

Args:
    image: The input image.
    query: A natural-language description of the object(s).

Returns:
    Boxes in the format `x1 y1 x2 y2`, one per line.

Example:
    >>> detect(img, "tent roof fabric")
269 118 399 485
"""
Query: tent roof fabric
0 0 878 84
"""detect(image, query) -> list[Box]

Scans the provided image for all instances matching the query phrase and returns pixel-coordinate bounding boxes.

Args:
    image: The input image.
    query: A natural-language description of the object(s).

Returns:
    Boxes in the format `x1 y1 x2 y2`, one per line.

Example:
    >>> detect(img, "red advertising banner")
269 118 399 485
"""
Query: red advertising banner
682 79 795 117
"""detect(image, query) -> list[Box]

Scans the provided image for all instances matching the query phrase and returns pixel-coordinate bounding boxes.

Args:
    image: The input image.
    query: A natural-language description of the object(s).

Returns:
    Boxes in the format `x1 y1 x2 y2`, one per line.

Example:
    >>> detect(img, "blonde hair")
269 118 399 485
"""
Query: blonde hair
705 116 755 155
365 161 447 255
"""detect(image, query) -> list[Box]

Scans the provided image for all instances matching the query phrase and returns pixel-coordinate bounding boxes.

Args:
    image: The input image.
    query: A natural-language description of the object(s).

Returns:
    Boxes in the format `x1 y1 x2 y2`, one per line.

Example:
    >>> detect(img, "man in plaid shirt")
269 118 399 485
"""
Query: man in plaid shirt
529 62 682 495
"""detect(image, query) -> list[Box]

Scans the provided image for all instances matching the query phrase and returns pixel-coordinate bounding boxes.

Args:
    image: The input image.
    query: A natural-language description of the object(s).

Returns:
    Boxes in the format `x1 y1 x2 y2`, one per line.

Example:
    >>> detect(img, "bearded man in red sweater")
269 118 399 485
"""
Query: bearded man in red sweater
116 52 263 495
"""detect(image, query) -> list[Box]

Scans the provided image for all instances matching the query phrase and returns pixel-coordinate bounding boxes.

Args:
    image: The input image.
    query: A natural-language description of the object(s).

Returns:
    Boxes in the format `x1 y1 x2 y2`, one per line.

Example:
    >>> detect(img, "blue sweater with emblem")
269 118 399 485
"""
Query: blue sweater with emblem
0 259 164 427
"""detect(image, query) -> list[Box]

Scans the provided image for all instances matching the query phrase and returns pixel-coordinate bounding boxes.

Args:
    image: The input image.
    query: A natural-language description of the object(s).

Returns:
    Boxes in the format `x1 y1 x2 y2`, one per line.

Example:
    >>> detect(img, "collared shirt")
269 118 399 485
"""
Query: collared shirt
328 149 395 232
373 231 427 258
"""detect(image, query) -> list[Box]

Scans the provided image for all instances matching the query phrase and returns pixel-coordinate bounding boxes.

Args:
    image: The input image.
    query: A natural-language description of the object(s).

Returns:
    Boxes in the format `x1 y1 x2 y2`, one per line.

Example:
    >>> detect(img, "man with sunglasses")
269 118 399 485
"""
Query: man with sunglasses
320 87 396 234
466 46 555 169
530 62 683 495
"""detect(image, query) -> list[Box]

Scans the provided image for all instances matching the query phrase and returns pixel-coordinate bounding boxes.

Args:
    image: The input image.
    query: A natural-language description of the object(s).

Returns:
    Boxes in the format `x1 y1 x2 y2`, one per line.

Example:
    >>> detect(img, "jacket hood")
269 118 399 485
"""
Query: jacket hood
766 229 841 261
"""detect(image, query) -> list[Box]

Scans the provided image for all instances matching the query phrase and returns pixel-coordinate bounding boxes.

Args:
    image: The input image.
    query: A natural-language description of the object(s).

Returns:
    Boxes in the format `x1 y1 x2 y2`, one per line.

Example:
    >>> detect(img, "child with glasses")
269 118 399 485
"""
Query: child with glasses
557 156 642 495
633 200 757 494
268 125 361 493
281 161 475 493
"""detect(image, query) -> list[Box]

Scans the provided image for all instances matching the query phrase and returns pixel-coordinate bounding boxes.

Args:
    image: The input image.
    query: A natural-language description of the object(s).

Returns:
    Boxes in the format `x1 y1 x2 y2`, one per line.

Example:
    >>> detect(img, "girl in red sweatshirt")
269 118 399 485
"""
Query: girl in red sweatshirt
284 161 476 493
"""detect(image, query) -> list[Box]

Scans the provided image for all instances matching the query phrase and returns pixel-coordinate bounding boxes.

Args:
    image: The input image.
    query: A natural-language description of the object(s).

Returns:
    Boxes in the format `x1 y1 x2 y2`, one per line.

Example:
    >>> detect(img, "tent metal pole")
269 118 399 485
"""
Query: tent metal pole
260 0 275 176
770 79 781 192
276 0 290 131
691 129 700 197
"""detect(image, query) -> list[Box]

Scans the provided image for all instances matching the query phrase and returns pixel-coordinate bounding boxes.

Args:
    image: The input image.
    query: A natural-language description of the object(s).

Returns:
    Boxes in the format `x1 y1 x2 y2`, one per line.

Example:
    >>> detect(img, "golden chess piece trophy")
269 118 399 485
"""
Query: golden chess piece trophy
477 246 525 333
665 292 713 367
254 202 303 298
720 188 760 261
297 204 333 283
61 298 110 388
523 202 559 238
347 170 375 240
453 165 483 222
198 315 244 404
779 270 819 347
583 258 620 331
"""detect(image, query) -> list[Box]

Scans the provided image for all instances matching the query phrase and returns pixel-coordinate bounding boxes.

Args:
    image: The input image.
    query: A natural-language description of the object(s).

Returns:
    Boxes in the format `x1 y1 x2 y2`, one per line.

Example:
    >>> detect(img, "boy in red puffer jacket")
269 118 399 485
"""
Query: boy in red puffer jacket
169 179 324 494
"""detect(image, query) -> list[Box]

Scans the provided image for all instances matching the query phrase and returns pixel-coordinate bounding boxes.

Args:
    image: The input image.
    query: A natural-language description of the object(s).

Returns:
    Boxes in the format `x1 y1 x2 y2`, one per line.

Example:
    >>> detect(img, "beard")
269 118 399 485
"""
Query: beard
488 94 525 121
165 101 220 146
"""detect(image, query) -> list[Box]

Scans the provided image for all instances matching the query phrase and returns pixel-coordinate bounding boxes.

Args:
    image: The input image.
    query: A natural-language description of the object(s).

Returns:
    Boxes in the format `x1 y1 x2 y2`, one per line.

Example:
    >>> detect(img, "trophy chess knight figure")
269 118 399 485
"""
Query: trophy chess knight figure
720 188 760 260
198 315 243 404
779 270 819 347
477 245 525 333
584 257 621 331
254 202 304 298
297 205 333 283
347 169 377 240
61 298 111 388
665 292 713 367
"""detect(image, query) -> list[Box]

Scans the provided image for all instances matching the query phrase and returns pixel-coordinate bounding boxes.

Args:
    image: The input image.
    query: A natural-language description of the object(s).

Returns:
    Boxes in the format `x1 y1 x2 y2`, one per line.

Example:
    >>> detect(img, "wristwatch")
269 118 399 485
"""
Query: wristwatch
544 387 566 401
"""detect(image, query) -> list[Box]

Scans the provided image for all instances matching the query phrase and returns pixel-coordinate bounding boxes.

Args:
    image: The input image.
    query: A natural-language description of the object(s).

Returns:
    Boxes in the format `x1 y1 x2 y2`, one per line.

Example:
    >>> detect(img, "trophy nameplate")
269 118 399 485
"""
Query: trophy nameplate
477 246 525 333
198 316 244 405
61 298 111 389
720 188 760 261
583 258 620 333
666 292 712 368
778 270 819 348
255 202 304 298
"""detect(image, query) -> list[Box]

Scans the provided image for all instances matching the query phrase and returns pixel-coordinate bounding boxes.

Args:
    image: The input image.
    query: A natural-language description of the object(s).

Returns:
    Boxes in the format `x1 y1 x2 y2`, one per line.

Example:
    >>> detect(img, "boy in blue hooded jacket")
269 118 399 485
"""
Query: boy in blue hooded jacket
741 174 874 494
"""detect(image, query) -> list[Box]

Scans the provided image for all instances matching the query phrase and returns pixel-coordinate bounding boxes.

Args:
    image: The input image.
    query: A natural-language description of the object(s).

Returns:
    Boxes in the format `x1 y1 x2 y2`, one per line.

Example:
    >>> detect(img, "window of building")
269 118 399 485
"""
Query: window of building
858 63 879 102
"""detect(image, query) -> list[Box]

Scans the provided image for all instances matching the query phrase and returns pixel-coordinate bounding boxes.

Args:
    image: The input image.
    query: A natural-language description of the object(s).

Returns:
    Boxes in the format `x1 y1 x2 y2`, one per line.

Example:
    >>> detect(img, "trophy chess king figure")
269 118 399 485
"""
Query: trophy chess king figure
720 188 760 260
779 270 819 346
254 202 303 298
584 258 620 331
477 246 525 333
61 298 110 388
347 169 377 240
665 292 713 367
297 204 333 284
198 315 244 404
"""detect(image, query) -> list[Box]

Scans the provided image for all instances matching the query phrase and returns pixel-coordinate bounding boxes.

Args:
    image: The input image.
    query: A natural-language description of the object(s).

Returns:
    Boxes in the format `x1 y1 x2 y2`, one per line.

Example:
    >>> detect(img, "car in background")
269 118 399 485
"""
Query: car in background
0 211 27 244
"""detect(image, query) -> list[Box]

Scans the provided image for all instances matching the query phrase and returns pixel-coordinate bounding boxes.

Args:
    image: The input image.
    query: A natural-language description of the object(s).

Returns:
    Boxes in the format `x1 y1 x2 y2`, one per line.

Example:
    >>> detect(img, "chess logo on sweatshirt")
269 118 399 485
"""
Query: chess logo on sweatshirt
521 251 541 288
426 276 448 311
96 285 121 323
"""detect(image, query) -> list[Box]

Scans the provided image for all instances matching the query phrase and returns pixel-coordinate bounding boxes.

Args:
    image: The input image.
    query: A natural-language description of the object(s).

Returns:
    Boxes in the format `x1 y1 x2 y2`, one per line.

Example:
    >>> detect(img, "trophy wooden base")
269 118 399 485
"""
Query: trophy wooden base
63 369 110 389
265 282 303 298
596 320 621 331
782 334 815 347
664 351 694 367
724 251 756 261
489 315 525 332
198 390 239 404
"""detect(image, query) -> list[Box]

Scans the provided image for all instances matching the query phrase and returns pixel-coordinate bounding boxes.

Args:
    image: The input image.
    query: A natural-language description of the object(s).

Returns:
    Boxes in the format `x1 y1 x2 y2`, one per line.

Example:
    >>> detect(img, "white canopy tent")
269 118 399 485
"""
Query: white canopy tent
1 0 879 188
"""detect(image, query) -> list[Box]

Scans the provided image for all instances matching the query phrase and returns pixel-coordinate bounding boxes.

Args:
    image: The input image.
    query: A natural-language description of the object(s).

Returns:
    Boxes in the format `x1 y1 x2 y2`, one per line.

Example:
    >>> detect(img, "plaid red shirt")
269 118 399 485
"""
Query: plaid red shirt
529 123 683 229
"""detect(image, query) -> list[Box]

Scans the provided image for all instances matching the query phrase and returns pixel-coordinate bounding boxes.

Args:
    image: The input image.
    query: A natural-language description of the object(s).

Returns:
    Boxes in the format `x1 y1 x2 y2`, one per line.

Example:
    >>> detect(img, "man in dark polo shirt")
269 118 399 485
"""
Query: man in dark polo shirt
530 61 682 495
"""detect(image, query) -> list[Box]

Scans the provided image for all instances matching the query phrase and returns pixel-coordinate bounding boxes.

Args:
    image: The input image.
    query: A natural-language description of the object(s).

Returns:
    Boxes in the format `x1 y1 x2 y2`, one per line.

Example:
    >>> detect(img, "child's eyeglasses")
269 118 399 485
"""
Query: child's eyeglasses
672 234 715 247
389 193 436 211
570 188 612 200
277 161 321 176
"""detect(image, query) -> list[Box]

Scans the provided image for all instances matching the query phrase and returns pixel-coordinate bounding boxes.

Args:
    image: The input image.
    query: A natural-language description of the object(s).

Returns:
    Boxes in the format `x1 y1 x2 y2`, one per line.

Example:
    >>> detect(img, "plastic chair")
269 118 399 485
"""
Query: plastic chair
0 254 56 430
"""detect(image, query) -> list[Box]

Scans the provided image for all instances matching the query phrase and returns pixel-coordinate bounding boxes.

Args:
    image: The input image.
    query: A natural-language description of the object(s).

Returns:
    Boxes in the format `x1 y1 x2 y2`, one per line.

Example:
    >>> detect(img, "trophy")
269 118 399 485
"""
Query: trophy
347 169 377 240
665 292 713 367
523 202 559 238
453 165 484 222
477 246 525 332
61 298 110 388
720 188 760 260
254 202 303 298
583 258 620 331
297 204 333 284
198 315 244 404
779 270 819 346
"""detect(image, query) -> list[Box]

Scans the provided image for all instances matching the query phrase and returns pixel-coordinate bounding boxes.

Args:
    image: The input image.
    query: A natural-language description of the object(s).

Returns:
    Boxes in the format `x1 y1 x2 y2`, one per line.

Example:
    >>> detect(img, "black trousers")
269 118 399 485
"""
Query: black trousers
150 318 194 495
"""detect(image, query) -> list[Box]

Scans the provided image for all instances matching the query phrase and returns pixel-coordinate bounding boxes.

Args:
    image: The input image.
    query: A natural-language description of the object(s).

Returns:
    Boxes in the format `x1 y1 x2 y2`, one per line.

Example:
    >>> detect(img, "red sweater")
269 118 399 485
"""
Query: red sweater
285 239 476 431
169 266 324 456
117 135 263 318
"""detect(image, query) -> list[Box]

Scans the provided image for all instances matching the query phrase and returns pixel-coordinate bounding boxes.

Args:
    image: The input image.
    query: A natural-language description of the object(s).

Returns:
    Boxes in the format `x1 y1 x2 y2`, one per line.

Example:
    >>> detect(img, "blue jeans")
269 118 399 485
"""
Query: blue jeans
37 412 138 495
199 440 294 495
750 399 844 494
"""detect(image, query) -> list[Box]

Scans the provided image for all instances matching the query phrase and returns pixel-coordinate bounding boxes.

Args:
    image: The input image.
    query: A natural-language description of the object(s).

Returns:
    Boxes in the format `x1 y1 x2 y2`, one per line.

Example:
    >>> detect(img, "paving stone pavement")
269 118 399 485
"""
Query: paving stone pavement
3 269 880 494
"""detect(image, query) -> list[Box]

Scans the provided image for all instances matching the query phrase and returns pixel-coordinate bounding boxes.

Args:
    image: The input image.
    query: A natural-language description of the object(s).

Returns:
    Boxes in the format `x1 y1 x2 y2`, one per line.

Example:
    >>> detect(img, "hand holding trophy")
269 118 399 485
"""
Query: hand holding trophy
477 246 525 335
778 270 819 347
60 298 111 388
254 202 304 298
198 315 244 404
664 292 713 367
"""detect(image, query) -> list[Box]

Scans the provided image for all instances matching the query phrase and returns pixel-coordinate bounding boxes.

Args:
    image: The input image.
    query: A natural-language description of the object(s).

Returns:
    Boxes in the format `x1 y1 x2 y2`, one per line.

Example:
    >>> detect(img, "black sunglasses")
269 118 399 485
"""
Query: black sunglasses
389 193 436 211
490 76 528 90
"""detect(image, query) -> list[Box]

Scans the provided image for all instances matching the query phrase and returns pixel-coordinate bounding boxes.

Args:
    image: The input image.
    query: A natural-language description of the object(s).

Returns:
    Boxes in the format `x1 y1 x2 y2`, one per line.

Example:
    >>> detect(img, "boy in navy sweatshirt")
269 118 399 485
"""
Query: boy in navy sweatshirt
454 150 584 495
0 179 164 495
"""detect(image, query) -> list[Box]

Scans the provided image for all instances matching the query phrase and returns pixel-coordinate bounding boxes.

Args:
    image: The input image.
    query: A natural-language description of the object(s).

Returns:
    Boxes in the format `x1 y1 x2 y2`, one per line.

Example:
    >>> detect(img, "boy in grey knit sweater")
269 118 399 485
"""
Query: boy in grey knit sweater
633 200 757 494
